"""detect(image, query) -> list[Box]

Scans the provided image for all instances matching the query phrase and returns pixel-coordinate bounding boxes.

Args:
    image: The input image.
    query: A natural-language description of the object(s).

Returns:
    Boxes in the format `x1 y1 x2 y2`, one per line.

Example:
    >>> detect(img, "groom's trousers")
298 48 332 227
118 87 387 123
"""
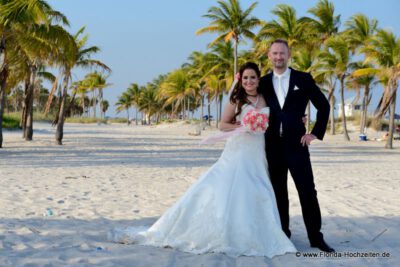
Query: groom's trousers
266 135 323 244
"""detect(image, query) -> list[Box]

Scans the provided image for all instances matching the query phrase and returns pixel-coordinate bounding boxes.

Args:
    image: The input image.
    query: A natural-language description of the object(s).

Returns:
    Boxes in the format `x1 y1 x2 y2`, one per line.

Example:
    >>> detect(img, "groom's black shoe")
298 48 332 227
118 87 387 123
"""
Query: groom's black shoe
310 239 335 252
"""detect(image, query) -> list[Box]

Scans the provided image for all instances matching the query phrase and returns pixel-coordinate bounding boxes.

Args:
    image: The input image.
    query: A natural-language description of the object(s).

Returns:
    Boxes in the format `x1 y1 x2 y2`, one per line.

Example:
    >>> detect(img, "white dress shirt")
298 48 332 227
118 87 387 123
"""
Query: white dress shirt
272 68 291 135
272 67 291 109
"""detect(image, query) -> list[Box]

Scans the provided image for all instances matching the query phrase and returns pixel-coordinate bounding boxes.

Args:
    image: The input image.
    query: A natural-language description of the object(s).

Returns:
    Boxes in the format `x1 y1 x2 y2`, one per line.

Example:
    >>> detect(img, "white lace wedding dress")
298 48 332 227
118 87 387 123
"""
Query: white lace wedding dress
109 104 297 258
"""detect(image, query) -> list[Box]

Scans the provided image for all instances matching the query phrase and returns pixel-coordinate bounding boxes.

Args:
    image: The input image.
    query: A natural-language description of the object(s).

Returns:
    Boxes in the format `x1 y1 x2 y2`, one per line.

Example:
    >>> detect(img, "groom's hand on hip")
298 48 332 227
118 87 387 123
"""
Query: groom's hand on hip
301 134 317 146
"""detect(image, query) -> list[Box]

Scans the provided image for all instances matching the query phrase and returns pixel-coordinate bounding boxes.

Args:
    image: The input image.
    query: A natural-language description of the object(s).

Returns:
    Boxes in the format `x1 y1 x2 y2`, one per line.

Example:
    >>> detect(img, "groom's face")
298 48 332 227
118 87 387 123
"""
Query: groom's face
268 43 290 70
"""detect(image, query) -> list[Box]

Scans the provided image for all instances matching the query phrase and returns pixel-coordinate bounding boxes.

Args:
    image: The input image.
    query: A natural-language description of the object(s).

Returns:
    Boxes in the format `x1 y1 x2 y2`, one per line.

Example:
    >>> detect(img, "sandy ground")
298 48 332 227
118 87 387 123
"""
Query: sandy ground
0 122 399 267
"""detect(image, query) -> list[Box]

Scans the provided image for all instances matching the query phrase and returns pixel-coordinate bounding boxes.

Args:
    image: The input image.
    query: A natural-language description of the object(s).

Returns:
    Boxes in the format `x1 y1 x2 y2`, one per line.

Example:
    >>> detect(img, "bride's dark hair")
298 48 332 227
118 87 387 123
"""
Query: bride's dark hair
229 62 261 118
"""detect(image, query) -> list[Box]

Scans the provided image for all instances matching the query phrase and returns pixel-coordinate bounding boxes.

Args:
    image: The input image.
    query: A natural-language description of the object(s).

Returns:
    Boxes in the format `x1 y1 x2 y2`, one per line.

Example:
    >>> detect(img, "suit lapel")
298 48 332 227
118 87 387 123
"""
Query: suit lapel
282 68 296 111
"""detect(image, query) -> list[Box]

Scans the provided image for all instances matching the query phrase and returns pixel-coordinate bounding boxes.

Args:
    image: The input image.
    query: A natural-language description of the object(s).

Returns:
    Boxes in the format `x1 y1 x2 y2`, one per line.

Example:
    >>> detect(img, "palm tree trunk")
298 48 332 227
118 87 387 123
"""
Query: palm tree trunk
25 65 38 141
135 107 138 125
207 95 211 126
375 86 396 120
340 76 350 141
385 86 397 149
360 85 370 134
126 108 130 125
21 79 29 134
99 89 103 119
234 38 238 75
0 65 8 148
200 94 204 121
81 93 86 117
44 76 59 116
92 90 97 118
329 95 335 135
219 93 223 124
187 97 191 120
55 72 70 145
215 94 219 129
306 102 311 133
183 97 186 120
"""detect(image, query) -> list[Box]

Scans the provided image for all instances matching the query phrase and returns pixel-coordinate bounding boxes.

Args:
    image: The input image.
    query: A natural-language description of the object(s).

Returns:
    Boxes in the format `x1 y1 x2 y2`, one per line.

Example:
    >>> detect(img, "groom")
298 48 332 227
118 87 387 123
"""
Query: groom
260 39 334 252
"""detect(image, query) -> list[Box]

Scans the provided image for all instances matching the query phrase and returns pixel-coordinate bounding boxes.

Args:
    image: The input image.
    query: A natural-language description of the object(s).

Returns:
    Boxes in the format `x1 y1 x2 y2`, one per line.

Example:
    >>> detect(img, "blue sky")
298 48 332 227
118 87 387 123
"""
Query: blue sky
48 0 400 117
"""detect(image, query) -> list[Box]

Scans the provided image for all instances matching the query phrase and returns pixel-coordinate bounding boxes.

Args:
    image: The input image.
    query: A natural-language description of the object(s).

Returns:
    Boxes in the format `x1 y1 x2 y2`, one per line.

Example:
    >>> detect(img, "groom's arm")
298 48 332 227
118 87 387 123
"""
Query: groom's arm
305 73 330 140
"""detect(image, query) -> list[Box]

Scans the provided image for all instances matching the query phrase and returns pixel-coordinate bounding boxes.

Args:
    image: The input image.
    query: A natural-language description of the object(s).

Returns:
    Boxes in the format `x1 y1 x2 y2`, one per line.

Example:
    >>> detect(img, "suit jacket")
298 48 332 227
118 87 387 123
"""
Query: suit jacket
260 68 330 144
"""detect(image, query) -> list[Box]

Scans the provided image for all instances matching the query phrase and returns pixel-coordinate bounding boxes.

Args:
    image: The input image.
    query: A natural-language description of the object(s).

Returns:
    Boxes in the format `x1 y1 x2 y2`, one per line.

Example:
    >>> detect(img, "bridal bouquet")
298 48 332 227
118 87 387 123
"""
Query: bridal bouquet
199 107 269 144
242 109 269 133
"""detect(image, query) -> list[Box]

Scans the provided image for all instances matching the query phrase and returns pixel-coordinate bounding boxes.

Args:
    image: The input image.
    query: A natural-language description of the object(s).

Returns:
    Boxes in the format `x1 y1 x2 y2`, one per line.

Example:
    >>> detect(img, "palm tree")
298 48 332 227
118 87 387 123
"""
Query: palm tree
54 27 110 145
126 83 141 125
196 0 260 75
348 62 376 134
299 0 340 43
186 51 209 123
322 35 352 141
204 73 228 129
158 69 193 120
138 83 163 124
202 41 235 123
115 92 132 125
343 13 378 54
355 29 400 149
82 71 111 119
0 0 69 146
258 4 311 49
100 100 109 118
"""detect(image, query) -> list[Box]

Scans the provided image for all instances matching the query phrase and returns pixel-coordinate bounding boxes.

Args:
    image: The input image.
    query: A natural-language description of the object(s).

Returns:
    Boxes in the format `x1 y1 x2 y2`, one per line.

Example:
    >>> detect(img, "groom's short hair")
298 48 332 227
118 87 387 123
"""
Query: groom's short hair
269 39 289 50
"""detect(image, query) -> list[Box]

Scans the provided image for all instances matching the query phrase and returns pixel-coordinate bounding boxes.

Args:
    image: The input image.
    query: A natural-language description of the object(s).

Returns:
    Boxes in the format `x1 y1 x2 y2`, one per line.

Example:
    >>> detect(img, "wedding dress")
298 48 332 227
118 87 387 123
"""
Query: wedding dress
109 104 297 258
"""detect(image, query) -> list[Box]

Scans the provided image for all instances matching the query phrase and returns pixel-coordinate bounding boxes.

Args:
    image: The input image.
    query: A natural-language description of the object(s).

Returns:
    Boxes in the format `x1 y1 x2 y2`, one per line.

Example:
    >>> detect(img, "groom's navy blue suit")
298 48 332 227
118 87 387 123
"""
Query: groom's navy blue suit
260 67 330 244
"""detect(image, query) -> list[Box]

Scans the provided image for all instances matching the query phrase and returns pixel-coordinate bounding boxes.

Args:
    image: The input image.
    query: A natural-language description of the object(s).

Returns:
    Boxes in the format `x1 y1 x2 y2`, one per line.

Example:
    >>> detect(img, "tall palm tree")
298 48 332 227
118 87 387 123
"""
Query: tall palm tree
196 0 260 75
343 13 378 54
138 83 163 124
100 100 109 118
82 71 111 119
0 0 69 146
158 69 192 120
186 51 209 123
299 0 340 43
323 35 352 140
355 29 400 149
348 62 376 134
202 41 236 123
54 27 110 145
258 4 311 49
126 83 141 125
115 91 132 125
204 73 228 129
21 24 73 141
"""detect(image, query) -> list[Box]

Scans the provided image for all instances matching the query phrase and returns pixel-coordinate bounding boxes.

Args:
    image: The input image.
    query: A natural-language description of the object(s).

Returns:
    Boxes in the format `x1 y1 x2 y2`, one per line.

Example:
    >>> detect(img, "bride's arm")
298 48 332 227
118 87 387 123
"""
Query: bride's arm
219 101 241 132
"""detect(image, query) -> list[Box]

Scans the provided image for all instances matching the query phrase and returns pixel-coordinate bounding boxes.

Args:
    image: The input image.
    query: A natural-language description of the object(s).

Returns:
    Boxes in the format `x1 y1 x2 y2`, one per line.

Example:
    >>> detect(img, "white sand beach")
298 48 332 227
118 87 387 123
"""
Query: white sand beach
0 122 399 266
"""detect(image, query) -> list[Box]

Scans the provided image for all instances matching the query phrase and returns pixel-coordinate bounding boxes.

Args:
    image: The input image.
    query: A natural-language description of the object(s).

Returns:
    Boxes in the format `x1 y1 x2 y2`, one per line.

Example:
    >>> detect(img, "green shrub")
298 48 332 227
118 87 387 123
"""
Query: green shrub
2 115 20 129
107 118 128 123
65 117 107 124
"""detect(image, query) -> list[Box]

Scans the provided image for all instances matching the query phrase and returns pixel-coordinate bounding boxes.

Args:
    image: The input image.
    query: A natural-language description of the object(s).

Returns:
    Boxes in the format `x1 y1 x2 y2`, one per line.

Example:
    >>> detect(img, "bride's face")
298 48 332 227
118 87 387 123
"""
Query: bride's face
242 69 259 94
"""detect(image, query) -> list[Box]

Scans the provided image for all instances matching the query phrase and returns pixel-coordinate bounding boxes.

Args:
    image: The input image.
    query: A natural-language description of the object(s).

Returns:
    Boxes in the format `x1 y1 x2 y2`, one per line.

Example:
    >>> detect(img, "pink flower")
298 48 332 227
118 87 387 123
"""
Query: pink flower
242 109 269 133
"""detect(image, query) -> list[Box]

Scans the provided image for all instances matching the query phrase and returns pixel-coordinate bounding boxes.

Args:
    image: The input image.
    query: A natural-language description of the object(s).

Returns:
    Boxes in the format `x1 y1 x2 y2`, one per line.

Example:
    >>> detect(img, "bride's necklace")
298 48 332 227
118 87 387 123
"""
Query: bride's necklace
248 94 259 107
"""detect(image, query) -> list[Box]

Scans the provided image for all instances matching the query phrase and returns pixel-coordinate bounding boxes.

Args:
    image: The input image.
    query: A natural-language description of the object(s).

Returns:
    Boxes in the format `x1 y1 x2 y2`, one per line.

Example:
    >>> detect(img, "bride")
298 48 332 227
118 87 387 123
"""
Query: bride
109 62 297 258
